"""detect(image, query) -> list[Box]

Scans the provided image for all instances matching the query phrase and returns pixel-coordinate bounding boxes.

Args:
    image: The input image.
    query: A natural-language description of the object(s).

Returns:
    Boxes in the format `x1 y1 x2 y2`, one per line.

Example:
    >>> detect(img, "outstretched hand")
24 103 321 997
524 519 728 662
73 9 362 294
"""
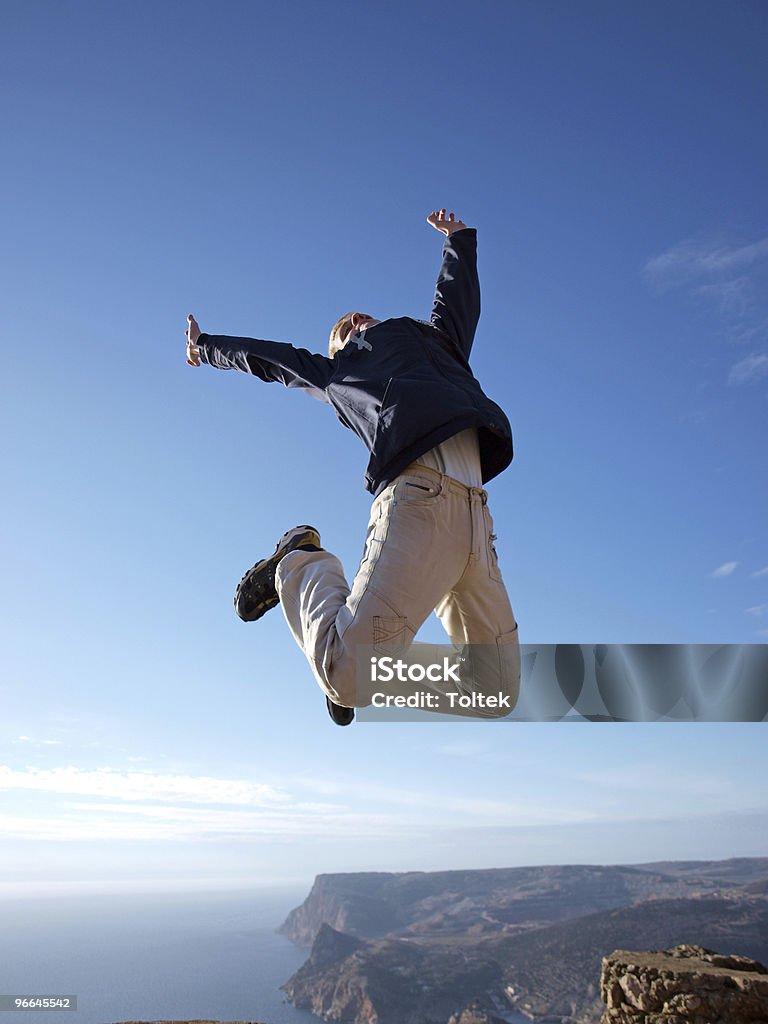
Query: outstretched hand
186 314 201 367
427 208 468 236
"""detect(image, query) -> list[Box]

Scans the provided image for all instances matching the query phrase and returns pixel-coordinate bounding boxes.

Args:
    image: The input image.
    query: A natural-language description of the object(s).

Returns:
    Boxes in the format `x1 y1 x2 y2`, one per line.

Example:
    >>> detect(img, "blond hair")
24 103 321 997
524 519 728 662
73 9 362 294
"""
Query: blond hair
329 311 373 357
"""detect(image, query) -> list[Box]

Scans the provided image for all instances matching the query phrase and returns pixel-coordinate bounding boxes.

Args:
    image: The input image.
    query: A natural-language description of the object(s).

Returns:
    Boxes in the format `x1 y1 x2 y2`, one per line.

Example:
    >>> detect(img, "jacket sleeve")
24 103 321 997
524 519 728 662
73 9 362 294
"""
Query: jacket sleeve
197 334 333 402
429 227 481 359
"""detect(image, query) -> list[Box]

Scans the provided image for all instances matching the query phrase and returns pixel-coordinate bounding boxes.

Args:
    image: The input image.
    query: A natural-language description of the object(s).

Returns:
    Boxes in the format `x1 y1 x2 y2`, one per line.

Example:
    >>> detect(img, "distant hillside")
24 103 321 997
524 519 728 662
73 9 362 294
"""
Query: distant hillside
283 895 768 1024
632 856 768 886
278 858 768 1024
278 859 767 945
494 894 768 1022
282 922 506 1024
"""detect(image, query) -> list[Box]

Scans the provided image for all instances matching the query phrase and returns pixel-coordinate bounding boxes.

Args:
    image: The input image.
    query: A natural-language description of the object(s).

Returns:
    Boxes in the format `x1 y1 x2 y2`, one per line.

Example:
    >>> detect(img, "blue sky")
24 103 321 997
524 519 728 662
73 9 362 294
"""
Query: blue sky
1 0 766 893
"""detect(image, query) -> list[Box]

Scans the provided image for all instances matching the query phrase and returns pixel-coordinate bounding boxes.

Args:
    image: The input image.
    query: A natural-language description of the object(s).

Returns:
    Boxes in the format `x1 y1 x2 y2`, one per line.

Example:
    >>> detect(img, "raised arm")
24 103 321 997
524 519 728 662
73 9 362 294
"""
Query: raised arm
426 209 480 359
185 314 332 401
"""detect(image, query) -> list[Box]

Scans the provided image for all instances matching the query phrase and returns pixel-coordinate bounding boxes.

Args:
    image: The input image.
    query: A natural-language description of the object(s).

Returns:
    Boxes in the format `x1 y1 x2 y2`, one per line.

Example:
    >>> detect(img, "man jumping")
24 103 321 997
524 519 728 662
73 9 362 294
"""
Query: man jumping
186 209 519 725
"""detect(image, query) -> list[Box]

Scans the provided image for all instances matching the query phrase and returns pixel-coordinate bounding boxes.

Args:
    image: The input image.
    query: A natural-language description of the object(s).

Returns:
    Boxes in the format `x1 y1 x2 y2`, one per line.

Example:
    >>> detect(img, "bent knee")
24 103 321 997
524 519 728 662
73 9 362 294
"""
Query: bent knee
318 661 365 709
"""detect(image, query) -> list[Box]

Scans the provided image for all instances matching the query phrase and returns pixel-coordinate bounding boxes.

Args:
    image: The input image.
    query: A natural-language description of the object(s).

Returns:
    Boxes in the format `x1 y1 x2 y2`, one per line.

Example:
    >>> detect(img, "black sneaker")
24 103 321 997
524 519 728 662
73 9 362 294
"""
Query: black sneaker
234 525 321 622
326 696 355 727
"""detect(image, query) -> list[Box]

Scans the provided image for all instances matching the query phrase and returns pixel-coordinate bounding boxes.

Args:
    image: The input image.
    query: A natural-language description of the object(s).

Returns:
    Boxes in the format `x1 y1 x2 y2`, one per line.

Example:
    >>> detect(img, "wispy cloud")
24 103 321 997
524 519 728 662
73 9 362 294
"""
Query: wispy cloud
747 604 768 617
644 233 768 384
728 353 768 384
0 766 287 806
0 765 410 842
0 808 409 843
710 561 739 578
644 235 768 290
1 756 764 851
14 735 65 748
294 774 590 826
0 763 602 844
752 566 768 578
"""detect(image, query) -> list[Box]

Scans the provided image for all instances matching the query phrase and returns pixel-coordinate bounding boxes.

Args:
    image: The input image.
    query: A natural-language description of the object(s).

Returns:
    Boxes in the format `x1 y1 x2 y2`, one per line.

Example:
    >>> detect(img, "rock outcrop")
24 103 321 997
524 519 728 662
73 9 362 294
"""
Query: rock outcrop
111 940 768 1024
447 1000 510 1024
289 893 768 1022
281 921 503 1024
600 944 768 1023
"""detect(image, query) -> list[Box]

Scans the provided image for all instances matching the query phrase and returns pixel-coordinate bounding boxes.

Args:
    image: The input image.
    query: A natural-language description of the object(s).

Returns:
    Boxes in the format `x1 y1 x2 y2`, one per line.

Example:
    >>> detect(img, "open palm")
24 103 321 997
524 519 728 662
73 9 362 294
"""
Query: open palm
427 208 468 235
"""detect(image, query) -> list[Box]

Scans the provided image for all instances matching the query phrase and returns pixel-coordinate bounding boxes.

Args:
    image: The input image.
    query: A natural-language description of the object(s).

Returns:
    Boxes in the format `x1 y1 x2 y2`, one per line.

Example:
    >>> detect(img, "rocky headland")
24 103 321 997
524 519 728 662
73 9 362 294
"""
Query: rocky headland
113 942 768 1024
278 858 768 1024
111 859 768 1024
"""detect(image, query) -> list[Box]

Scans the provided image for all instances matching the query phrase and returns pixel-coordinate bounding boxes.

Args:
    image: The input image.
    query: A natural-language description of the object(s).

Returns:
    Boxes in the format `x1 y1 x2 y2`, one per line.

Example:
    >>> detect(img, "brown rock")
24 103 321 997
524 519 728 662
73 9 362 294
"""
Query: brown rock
447 1001 509 1024
600 945 768 1023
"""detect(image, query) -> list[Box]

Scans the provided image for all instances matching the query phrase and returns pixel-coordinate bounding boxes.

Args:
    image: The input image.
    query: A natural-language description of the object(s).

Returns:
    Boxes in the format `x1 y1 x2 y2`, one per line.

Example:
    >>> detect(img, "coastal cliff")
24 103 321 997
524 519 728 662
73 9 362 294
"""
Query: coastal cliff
278 858 768 1024
111 941 768 1024
111 859 768 1024
282 922 503 1024
278 863 730 946
114 940 768 1024
278 872 403 945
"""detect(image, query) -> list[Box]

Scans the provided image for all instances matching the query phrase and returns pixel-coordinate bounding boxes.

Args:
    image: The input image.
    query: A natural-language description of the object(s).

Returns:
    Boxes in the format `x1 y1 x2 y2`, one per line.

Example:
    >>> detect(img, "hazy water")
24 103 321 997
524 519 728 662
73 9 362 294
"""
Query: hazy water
0 888 530 1024
0 888 319 1024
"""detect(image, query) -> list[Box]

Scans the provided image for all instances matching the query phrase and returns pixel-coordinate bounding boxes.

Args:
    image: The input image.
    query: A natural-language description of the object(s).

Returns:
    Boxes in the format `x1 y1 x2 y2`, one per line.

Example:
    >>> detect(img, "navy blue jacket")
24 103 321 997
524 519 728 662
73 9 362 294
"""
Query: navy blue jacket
197 228 513 496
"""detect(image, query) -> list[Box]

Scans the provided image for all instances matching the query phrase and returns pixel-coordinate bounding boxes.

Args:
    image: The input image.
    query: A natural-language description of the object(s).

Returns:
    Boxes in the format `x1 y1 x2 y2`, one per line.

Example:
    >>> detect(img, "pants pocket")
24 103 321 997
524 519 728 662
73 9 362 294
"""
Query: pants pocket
373 615 410 653
393 474 443 507
484 506 504 583
496 624 521 711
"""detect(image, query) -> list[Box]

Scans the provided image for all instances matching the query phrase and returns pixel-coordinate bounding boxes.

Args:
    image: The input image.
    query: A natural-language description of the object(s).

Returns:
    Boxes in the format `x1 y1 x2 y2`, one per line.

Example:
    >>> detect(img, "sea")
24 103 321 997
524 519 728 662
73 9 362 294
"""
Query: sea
0 888 530 1024
0 888 320 1024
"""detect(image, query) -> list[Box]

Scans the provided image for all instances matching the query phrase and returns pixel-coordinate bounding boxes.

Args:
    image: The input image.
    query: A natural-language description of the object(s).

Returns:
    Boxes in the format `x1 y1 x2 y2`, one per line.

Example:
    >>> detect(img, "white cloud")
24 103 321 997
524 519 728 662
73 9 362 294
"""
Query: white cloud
644 235 768 289
747 604 768 617
752 566 768 578
729 317 768 345
710 561 739 578
695 276 752 318
728 353 768 384
0 766 287 806
644 233 768 382
295 774 593 826
0 812 352 843
0 762 611 845
12 736 64 748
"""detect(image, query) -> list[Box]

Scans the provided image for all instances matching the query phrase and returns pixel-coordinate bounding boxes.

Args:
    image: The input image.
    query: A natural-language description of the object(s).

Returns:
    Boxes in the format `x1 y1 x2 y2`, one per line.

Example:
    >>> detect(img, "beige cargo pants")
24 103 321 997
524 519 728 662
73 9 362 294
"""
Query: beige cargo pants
275 462 520 716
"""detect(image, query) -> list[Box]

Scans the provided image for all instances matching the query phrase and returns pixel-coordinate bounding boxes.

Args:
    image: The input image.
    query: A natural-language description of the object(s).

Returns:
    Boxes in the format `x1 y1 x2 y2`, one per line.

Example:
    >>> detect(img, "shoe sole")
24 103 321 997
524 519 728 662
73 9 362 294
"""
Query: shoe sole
234 525 321 622
327 696 355 726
